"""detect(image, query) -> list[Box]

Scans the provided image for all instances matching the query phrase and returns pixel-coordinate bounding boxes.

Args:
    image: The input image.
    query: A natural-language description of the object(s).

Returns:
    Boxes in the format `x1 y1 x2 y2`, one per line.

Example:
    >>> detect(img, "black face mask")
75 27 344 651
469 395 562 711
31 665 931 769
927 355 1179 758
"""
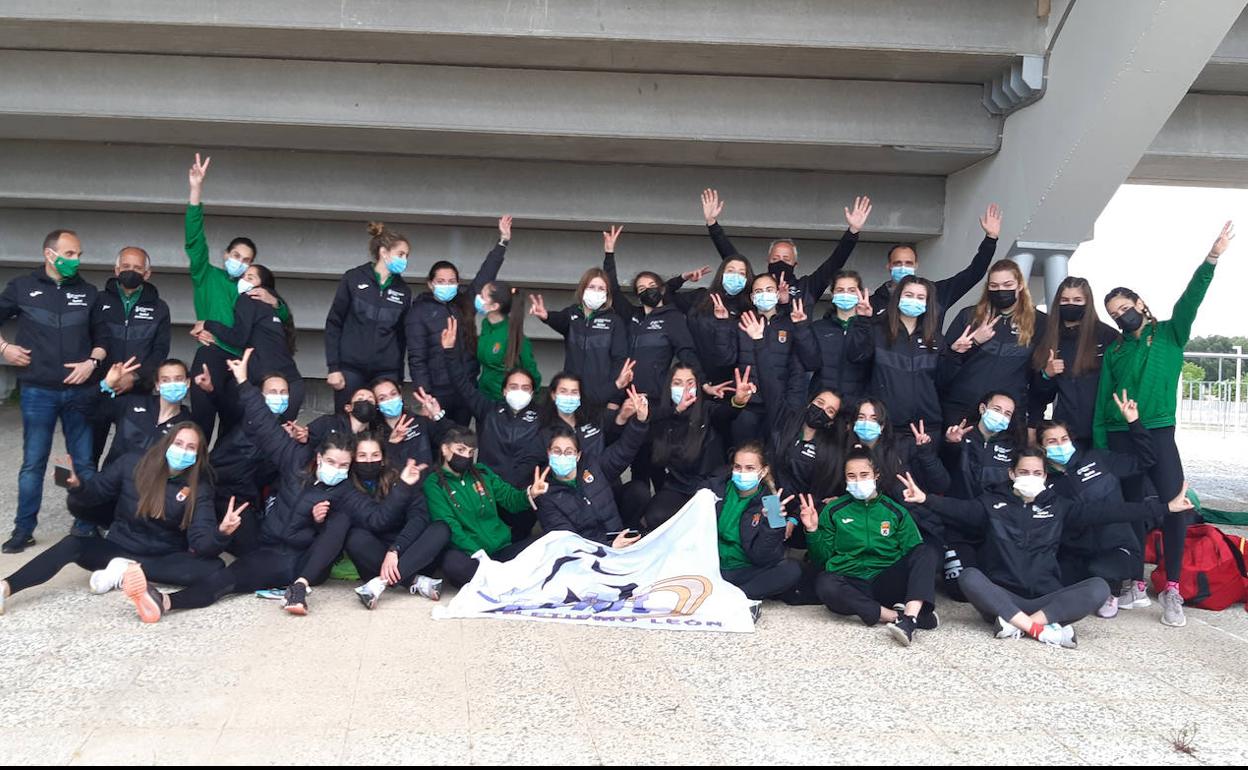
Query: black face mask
638 287 663 308
1058 304 1086 323
350 400 377 423
768 261 796 282
448 453 474 475
805 404 834 431
988 289 1018 310
118 270 144 290
354 460 384 482
1115 308 1144 333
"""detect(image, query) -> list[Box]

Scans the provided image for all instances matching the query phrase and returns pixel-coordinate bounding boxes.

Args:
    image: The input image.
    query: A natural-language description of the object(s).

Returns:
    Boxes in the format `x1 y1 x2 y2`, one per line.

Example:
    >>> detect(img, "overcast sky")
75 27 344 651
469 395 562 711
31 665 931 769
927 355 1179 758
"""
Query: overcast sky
1070 184 1246 339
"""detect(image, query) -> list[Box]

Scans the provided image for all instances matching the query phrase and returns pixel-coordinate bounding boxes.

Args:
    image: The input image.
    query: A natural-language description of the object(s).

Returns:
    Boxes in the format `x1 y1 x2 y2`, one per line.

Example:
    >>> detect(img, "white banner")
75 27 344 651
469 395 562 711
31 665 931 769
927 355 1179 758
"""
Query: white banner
432 489 757 633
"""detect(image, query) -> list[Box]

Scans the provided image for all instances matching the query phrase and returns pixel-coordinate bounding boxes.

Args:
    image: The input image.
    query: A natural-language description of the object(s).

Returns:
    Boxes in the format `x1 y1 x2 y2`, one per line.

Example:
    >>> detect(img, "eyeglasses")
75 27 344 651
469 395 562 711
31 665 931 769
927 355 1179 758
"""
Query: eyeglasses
549 449 578 457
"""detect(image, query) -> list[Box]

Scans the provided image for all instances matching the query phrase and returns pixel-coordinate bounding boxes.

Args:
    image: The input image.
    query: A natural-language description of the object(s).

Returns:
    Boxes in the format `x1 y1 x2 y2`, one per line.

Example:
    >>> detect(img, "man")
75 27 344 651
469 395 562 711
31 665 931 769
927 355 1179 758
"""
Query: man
0 229 107 552
89 246 171 464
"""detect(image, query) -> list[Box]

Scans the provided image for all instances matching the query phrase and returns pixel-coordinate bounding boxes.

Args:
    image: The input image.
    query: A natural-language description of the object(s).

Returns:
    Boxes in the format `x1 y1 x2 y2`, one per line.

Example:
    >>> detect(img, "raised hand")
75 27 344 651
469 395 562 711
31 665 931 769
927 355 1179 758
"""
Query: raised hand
798 493 820 533
675 384 698 412
776 276 791 305
193 363 213 393
616 392 638 423
1211 220 1235 259
247 287 279 308
789 298 807 324
738 310 765 341
528 466 551 499
896 472 926 504
1112 389 1140 423
845 195 872 234
970 314 998 345
104 356 141 390
980 203 1002 239
614 358 636 391
602 225 623 253
626 386 650 423
499 215 513 242
283 421 309 444
909 420 931 446
414 387 442 419
730 366 755 406
528 293 548 321
682 265 712 283
218 495 249 536
400 459 429 486
702 380 732 400
701 188 724 225
440 316 458 350
1 342 31 367
945 419 972 444
710 292 730 320
950 324 976 354
854 288 873 317
389 412 415 443
1167 481 1195 513
311 500 331 524
1044 349 1065 378
188 152 211 204
225 348 253 384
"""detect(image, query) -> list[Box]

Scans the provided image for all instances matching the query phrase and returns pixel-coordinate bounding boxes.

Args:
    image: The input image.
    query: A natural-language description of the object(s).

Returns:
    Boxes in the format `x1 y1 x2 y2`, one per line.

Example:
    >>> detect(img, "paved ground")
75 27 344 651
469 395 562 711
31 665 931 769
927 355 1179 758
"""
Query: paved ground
1 405 1247 765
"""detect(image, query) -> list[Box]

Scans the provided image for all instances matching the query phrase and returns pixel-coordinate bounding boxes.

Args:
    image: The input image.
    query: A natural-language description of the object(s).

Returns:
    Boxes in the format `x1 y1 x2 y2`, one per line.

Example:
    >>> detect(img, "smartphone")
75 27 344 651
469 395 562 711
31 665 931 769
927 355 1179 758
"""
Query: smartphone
53 464 73 489
761 495 786 528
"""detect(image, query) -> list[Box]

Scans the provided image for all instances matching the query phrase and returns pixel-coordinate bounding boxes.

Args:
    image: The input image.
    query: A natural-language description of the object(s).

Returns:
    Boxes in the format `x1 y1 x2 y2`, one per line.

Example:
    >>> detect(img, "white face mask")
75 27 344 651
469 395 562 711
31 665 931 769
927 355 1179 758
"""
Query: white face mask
1013 475 1047 499
237 279 255 295
583 289 607 311
504 389 532 412
846 479 876 501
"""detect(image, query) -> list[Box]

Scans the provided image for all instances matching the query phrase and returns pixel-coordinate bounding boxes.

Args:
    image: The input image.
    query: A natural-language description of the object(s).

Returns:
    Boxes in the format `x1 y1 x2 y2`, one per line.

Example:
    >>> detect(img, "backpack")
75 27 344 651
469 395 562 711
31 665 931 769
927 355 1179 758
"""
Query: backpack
1145 524 1248 611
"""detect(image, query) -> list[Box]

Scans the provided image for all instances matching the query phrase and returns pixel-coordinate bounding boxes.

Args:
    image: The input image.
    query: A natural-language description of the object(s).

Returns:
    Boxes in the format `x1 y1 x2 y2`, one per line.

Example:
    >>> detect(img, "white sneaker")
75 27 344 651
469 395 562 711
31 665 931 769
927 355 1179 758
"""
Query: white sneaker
411 575 442 601
1118 581 1151 610
89 557 135 595
0 579 9 615
1160 587 1187 627
1096 594 1119 619
1037 622 1078 649
355 577 386 610
994 617 1022 640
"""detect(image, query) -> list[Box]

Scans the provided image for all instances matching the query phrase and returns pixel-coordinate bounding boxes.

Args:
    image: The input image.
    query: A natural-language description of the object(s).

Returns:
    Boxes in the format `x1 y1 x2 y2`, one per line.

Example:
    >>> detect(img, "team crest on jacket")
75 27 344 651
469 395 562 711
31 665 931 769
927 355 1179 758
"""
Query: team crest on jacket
880 520 891 537
492 342 502 354
582 469 595 484
176 486 189 502
777 330 788 343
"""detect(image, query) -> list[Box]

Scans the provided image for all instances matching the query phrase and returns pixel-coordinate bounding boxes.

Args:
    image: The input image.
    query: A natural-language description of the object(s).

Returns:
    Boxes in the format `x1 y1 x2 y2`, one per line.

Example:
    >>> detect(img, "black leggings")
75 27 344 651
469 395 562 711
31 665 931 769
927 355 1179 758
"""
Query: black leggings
1108 425 1186 581
190 345 237 447
214 493 263 557
167 513 351 611
814 545 938 626
4 536 224 594
331 367 400 413
345 523 450 586
440 536 538 587
958 567 1109 626
642 486 694 530
722 560 802 601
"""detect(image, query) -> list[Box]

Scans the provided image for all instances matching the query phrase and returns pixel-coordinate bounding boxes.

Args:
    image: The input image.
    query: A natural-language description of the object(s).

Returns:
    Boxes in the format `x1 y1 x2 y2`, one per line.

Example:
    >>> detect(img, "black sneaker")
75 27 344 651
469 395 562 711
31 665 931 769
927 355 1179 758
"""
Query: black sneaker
2 531 34 554
888 615 918 647
70 520 100 538
282 582 308 615
916 608 940 631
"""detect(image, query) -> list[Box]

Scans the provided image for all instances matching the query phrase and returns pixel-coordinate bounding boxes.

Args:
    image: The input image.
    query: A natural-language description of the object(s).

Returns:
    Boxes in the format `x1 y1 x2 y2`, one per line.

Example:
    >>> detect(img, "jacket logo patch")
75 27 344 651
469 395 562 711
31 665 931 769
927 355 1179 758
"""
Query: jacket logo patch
133 406 147 413
992 502 1008 509
492 342 502 354
522 411 537 422
101 304 111 310
646 320 663 330
591 319 612 330
841 517 854 524
28 290 42 297
357 283 369 289
880 521 891 537
582 470 594 484
777 330 788 343
1031 505 1054 519
176 486 190 502
65 292 88 307
386 290 405 303
134 307 153 320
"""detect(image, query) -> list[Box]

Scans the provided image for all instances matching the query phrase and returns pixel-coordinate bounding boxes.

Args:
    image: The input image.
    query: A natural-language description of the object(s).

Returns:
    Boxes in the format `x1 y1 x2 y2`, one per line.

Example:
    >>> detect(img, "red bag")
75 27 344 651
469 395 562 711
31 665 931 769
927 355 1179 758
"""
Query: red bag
1146 524 1248 611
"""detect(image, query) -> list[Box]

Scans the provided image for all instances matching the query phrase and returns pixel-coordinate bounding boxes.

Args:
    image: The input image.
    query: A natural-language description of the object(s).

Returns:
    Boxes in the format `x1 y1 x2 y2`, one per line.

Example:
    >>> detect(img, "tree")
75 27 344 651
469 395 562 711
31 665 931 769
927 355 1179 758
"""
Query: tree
1181 362 1206 383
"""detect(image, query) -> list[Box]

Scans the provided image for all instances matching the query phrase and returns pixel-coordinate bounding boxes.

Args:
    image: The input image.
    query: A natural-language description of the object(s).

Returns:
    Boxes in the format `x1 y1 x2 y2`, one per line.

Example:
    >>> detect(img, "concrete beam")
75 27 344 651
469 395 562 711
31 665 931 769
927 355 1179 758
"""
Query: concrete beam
1194 7 1248 94
0 141 946 241
1132 94 1248 186
0 50 1000 174
0 0 1046 81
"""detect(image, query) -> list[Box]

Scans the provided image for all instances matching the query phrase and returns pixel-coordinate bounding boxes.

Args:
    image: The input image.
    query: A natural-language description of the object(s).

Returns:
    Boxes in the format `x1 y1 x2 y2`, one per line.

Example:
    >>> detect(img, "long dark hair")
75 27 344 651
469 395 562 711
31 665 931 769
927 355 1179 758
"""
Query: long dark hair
250 264 297 354
303 430 357 477
435 426 492 508
977 390 1027 448
1103 286 1159 348
778 389 845 501
539 371 599 428
651 363 710 468
693 256 755 317
1033 276 1101 376
134 422 211 530
886 275 940 346
484 280 526 371
350 431 401 498
845 398 904 497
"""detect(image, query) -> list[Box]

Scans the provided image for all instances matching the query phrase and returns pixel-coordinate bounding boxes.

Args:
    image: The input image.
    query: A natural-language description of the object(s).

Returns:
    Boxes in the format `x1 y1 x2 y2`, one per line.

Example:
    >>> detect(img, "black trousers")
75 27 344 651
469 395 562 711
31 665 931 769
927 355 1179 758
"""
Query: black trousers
344 523 450 586
168 513 351 611
331 367 400 413
214 492 262 557
1108 425 1187 581
440 536 538 587
4 536 225 594
1059 547 1138 589
190 345 239 447
613 479 653 530
722 559 802 600
959 567 1109 626
641 486 693 530
814 544 938 626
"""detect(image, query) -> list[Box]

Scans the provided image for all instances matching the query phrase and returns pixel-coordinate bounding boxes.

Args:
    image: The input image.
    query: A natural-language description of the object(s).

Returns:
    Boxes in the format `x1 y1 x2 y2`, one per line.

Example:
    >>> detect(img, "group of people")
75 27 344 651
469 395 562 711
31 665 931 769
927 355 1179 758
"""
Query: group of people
0 153 1229 649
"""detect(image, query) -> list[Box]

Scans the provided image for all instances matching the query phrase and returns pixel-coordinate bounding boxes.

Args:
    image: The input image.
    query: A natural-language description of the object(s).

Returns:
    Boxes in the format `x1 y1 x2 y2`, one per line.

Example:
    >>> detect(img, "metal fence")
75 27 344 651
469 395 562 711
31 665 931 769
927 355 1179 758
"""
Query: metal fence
1179 350 1247 432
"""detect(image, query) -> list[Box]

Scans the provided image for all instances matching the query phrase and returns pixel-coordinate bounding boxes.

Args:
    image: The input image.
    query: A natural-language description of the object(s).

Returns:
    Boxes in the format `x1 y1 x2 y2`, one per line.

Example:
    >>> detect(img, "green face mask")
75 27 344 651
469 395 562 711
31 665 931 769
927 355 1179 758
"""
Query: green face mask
51 253 80 279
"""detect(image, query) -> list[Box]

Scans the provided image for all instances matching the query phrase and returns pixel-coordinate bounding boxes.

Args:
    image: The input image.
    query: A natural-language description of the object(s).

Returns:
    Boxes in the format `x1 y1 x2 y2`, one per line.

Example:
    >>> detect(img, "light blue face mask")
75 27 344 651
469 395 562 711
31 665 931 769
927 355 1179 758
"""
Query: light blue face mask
386 255 408 274
548 453 578 478
731 471 760 492
721 272 747 296
317 462 348 487
1046 442 1076 466
898 297 926 318
159 381 189 404
474 295 487 315
432 284 458 303
847 479 877 501
832 293 859 311
981 409 1011 434
165 445 197 473
225 257 247 279
853 419 882 442
891 265 916 283
264 393 289 415
670 386 688 406
378 397 404 419
555 394 581 415
752 292 778 312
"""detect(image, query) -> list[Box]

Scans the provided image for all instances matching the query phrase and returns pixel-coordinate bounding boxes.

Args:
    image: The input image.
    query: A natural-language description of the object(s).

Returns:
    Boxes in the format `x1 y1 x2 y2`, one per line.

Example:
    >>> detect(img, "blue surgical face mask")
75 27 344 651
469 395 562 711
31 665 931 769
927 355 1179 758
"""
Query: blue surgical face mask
378 396 404 419
555 394 581 415
432 284 458 303
890 265 916 283
981 409 1011 434
853 419 882 442
317 462 348 487
670 385 688 406
165 445 197 473
898 297 926 318
159 381 189 404
721 272 747 296
548 453 578 478
474 295 487 315
236 279 255 295
225 257 247 279
832 292 859 311
847 479 877 501
752 291 778 312
265 393 289 415
731 471 760 492
386 255 408 274
1046 442 1076 466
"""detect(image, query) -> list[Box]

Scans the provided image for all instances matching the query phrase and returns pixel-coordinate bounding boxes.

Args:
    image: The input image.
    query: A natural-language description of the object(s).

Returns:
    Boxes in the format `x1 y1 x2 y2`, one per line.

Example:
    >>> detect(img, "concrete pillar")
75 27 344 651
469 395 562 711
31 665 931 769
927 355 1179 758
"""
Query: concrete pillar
1011 250 1036 283
1044 252 1071 306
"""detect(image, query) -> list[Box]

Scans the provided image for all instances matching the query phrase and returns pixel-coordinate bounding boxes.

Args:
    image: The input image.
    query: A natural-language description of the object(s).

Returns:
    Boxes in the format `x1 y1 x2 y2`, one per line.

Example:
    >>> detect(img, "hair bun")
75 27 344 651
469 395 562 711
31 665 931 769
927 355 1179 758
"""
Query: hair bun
366 221 387 237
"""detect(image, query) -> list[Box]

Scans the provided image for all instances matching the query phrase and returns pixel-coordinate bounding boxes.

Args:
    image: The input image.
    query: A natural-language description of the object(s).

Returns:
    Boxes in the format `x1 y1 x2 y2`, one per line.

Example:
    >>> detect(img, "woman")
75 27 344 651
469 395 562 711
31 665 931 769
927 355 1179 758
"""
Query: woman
797 448 938 646
372 377 450 470
0 424 233 613
1027 276 1118 447
323 222 412 413
425 426 550 587
96 357 194 469
120 351 422 622
406 216 511 426
1092 221 1232 628
940 390 1026 500
941 259 1046 429
900 449 1194 648
846 275 946 436
529 267 628 407
670 257 753 387
307 387 378 449
474 279 540 402
538 372 612 467
701 442 802 601
847 398 949 505
201 263 303 421
794 270 873 401
343 431 450 609
536 388 650 544
729 274 809 445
